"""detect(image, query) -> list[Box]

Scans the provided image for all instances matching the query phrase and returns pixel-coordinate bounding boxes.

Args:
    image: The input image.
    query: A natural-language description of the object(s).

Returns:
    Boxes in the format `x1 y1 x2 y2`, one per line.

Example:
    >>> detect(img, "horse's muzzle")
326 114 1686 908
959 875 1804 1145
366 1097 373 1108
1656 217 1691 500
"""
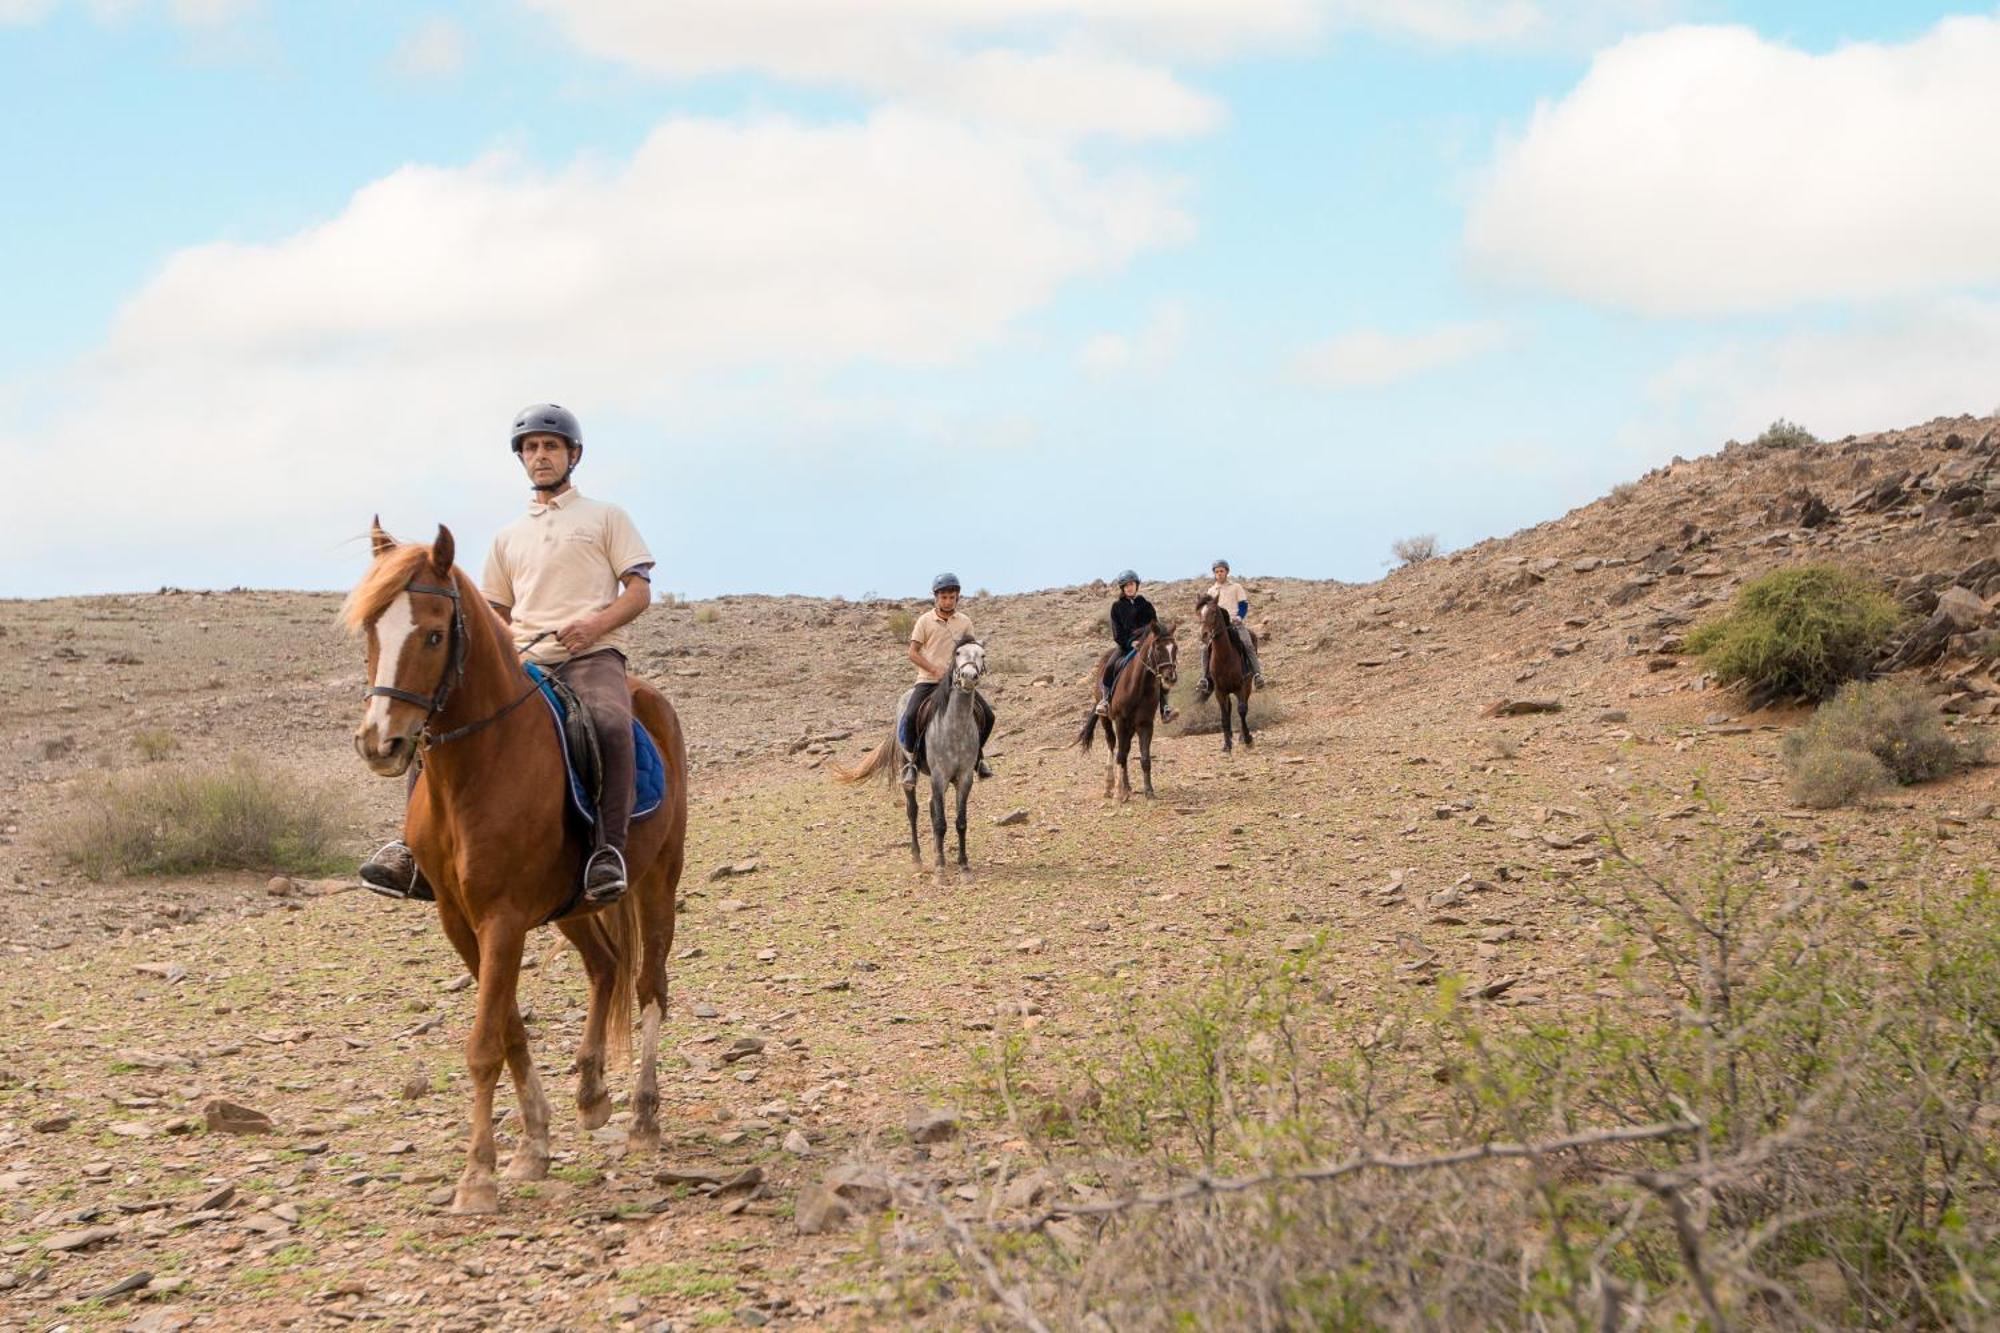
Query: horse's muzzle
354 729 417 777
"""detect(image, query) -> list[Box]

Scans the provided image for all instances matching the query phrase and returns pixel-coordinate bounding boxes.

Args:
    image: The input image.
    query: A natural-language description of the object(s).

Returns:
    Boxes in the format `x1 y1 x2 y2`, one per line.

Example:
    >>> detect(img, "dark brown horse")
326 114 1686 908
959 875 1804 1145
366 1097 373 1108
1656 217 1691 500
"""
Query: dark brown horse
1076 622 1178 800
1196 593 1255 752
344 523 688 1214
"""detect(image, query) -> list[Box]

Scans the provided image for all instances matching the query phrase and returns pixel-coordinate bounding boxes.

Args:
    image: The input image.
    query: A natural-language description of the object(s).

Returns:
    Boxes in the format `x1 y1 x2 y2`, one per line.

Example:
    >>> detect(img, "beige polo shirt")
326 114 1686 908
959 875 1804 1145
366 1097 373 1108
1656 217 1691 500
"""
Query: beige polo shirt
481 488 654 666
910 608 974 683
1208 580 1249 620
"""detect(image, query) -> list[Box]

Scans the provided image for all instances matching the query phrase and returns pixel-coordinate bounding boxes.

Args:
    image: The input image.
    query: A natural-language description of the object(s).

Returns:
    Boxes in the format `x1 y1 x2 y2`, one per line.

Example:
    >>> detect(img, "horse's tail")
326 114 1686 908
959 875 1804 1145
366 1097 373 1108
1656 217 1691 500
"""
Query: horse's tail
835 733 898 785
584 890 641 1068
1074 710 1101 751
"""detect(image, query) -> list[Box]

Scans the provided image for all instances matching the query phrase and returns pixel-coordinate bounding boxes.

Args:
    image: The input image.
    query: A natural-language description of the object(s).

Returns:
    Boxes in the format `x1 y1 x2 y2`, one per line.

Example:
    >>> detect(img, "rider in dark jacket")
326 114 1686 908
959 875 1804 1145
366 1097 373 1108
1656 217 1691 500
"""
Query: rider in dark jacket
1096 570 1173 721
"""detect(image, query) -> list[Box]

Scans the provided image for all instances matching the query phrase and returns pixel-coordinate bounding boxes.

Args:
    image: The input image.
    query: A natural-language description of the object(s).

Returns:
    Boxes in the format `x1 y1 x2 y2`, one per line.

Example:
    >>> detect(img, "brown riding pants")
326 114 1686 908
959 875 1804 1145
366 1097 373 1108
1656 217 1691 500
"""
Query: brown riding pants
555 649 636 855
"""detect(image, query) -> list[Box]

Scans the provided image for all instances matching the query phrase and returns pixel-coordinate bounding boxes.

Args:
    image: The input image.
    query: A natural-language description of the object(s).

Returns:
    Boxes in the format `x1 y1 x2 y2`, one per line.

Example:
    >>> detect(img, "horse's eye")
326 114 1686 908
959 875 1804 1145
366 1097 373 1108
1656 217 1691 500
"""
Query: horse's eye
426 631 444 648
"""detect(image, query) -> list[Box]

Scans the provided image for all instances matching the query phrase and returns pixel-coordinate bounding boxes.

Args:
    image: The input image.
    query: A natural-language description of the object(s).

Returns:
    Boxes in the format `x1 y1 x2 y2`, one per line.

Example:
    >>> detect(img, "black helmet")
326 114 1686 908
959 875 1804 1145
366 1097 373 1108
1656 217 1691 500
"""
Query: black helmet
511 403 581 453
1115 569 1139 586
931 572 961 594
1212 558 1230 572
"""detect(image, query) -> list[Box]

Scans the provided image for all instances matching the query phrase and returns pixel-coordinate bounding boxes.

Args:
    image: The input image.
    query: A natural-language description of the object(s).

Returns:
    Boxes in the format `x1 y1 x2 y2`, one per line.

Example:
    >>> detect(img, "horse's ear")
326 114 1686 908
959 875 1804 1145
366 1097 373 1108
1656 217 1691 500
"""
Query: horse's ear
431 525 456 574
370 516 395 557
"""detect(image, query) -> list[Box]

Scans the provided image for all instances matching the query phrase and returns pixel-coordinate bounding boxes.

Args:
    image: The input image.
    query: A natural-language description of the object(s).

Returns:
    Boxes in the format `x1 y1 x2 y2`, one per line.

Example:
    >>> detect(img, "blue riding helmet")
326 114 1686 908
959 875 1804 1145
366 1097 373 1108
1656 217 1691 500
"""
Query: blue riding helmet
511 403 582 452
1212 559 1230 572
932 572 962 594
1115 569 1139 586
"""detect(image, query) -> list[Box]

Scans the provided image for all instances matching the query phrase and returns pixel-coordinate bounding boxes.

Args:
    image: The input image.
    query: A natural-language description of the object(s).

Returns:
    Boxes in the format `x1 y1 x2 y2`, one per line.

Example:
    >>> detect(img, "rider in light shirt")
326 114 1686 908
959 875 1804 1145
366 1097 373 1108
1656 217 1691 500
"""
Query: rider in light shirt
1198 558 1266 695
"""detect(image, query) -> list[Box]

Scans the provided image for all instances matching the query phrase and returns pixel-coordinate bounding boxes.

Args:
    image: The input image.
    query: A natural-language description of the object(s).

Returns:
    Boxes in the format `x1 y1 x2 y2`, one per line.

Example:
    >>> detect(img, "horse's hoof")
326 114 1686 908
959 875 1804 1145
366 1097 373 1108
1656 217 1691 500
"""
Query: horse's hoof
627 1125 661 1155
577 1095 613 1131
452 1176 500 1214
502 1150 549 1182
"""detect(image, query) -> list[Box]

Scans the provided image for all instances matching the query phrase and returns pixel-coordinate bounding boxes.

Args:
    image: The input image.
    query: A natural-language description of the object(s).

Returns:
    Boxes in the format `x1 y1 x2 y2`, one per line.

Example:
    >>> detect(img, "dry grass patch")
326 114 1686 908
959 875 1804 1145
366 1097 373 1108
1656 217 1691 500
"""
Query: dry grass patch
53 755 354 880
1781 678 1978 808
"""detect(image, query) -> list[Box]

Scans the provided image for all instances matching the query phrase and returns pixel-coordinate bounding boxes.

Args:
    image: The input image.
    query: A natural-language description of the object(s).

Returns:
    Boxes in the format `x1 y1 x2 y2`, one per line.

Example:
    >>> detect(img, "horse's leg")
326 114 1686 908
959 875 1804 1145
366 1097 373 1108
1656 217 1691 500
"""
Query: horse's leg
954 773 970 869
568 923 618 1130
1219 690 1233 753
1115 724 1134 803
1139 719 1156 798
455 918 528 1214
629 866 674 1155
930 774 949 886
1103 719 1118 799
1240 692 1254 748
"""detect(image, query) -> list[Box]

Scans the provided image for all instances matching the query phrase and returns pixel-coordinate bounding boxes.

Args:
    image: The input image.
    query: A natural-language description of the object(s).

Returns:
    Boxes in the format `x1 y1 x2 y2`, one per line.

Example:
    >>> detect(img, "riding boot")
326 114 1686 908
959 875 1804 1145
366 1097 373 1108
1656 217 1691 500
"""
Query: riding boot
358 841 434 902
582 846 628 907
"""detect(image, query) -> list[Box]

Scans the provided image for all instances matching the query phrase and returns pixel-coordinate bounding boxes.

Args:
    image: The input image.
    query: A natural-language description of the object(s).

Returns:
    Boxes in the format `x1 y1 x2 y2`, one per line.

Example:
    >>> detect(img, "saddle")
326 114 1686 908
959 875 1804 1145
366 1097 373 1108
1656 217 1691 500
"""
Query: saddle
524 664 667 829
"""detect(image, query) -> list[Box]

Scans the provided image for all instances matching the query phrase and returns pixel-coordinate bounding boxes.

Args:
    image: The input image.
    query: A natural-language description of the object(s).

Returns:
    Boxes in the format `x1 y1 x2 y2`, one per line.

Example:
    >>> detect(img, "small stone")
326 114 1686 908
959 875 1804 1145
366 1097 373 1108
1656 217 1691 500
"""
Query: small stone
133 962 188 984
31 1114 73 1134
44 1224 120 1253
691 1002 720 1019
202 1100 273 1135
755 948 778 962
905 1106 961 1144
1281 933 1313 953
1013 937 1043 953
720 1036 765 1064
783 1129 812 1156
994 809 1029 827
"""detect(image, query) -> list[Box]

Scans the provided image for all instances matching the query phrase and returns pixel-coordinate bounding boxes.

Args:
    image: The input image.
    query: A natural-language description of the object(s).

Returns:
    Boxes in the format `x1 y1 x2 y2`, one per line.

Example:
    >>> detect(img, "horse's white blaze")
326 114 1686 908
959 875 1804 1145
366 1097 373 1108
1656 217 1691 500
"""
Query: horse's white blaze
365 593 417 747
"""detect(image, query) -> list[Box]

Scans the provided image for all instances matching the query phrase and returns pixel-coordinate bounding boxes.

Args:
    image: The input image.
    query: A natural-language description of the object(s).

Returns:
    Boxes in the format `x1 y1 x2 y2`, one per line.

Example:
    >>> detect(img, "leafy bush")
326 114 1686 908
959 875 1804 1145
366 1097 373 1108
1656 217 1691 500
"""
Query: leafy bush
1391 534 1438 566
1685 564 1902 701
1782 678 1972 810
1755 417 1819 449
940 824 2000 1330
52 756 352 879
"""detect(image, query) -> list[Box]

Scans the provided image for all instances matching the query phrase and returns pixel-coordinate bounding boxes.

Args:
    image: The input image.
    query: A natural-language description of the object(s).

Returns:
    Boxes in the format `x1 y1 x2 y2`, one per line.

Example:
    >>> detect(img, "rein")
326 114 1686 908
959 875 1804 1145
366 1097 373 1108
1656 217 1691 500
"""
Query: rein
365 578 550 750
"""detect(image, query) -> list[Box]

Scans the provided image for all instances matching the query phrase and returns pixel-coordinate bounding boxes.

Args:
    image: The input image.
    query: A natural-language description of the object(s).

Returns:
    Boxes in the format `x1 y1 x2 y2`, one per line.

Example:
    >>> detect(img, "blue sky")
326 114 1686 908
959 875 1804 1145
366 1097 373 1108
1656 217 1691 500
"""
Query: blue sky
5 1 1997 599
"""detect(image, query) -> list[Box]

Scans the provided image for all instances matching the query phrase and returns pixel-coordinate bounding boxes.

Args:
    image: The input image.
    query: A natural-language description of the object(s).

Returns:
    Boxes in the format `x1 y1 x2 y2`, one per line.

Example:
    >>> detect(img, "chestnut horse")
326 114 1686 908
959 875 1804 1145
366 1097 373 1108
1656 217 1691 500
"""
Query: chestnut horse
1195 592 1255 752
1075 623 1178 800
343 523 687 1214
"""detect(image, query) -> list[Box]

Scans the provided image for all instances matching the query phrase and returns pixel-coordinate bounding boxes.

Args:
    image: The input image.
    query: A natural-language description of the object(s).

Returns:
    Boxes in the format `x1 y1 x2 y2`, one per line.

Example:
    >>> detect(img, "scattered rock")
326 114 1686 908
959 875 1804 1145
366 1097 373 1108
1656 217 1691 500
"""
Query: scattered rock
1484 699 1561 717
994 809 1029 827
43 1225 119 1253
905 1106 962 1144
202 1100 273 1135
796 1163 894 1234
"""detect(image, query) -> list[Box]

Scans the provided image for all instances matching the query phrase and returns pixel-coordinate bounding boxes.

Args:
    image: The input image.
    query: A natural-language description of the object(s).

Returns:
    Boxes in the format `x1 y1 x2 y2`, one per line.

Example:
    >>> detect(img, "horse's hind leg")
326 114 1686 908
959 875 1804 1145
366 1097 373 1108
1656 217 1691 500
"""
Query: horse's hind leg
1139 721 1156 798
1115 728 1134 803
905 780 922 867
1240 695 1254 748
1102 721 1118 800
629 865 676 1155
455 920 529 1214
1218 695 1233 752
566 923 618 1131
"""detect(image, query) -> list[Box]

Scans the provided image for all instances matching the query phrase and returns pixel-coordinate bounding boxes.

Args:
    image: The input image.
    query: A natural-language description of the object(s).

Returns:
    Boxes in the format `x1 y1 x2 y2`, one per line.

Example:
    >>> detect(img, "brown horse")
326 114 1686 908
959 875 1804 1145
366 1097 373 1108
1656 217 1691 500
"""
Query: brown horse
1195 593 1255 752
1075 623 1178 800
343 523 687 1214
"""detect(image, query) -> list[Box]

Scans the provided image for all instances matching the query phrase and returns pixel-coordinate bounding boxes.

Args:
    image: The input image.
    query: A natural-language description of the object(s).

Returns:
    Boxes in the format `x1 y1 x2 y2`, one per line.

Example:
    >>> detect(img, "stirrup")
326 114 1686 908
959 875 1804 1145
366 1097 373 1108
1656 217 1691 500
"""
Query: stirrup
582 847 629 906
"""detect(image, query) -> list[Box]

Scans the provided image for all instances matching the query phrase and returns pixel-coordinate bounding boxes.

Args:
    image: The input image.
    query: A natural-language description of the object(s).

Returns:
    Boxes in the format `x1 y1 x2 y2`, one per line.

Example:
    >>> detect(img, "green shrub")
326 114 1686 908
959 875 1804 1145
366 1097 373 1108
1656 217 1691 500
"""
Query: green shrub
1787 744 1891 809
1782 678 1971 800
1685 564 1902 701
885 609 916 639
1754 417 1818 449
52 756 353 880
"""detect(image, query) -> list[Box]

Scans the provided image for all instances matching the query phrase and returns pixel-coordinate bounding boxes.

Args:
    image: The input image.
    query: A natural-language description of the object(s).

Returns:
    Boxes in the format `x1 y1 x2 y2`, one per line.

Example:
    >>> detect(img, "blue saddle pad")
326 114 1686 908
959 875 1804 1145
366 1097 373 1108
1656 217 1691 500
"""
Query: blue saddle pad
524 664 666 825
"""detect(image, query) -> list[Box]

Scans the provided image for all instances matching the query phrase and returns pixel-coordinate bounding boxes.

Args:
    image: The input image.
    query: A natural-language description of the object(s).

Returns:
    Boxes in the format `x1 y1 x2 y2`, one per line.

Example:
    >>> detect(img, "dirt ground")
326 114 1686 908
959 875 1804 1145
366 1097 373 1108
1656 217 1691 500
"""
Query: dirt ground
2 414 1996 1330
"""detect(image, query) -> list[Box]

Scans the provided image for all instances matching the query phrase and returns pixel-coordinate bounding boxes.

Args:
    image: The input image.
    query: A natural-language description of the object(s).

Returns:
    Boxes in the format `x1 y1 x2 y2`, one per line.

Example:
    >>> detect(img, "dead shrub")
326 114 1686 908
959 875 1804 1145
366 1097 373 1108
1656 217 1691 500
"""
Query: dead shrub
1177 690 1288 736
692 605 720 624
1391 534 1438 567
1486 732 1522 760
52 756 353 880
1782 679 1974 807
885 608 917 639
937 820 2000 1330
131 728 179 762
1787 745 1891 809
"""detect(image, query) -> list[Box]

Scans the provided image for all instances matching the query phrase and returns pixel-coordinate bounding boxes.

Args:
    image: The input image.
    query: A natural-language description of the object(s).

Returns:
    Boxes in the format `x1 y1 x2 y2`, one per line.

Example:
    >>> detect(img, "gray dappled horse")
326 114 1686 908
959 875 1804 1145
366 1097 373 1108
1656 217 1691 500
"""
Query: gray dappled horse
836 637 989 884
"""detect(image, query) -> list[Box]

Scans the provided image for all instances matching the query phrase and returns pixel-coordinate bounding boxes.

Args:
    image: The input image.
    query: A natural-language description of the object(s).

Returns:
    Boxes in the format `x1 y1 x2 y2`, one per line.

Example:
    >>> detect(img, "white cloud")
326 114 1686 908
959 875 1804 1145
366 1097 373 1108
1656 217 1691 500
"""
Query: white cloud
1 111 1190 590
390 16 465 80
0 0 56 22
1633 298 2000 455
1466 17 2000 315
1288 320 1505 387
1078 299 1187 375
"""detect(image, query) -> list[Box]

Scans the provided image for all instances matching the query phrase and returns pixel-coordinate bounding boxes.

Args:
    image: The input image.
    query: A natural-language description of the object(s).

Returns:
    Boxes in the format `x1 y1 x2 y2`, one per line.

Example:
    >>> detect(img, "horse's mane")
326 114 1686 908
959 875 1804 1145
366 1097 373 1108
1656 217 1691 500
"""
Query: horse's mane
340 543 437 634
955 632 981 649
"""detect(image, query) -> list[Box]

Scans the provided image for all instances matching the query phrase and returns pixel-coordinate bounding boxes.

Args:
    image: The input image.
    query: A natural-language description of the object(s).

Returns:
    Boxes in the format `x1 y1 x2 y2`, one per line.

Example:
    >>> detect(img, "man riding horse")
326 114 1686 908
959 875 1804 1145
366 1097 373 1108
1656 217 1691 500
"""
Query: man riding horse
1197 558 1266 699
1095 570 1175 722
358 403 655 908
899 573 994 790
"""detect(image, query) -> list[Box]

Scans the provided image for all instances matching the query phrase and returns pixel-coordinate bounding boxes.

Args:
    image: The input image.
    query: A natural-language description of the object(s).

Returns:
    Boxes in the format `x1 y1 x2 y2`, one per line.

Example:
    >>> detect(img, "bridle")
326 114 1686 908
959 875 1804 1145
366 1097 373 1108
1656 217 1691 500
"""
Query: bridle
951 644 983 693
1140 627 1177 690
364 576 544 750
